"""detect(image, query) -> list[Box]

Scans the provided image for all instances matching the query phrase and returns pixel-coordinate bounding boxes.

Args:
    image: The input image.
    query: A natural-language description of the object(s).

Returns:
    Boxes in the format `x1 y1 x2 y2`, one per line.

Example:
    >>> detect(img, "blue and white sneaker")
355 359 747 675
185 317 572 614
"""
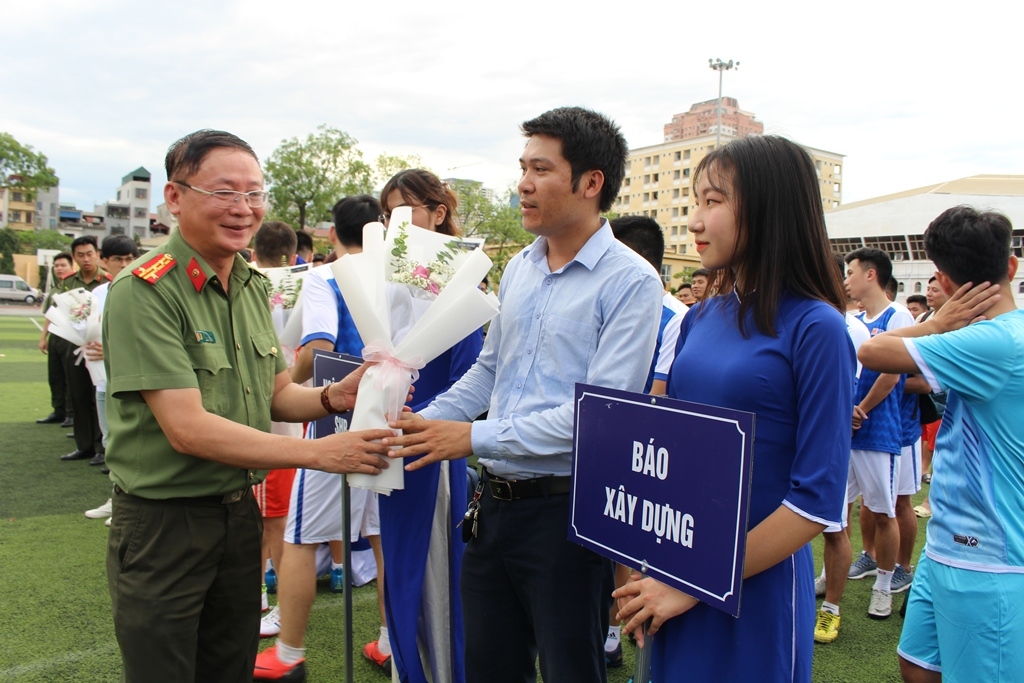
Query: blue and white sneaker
330 566 345 593
848 551 878 580
890 564 914 593
265 567 277 594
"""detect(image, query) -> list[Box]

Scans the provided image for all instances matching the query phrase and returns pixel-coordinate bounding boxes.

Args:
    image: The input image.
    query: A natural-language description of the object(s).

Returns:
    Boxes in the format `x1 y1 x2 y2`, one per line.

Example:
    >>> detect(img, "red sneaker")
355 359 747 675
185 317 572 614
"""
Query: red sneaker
253 644 307 682
362 640 392 677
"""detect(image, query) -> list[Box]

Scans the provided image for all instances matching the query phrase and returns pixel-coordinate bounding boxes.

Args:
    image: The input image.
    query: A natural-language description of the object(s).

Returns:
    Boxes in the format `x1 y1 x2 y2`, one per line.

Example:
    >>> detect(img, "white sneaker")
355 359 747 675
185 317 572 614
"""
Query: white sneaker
814 574 827 598
85 499 112 519
260 606 281 638
868 588 892 619
105 517 111 527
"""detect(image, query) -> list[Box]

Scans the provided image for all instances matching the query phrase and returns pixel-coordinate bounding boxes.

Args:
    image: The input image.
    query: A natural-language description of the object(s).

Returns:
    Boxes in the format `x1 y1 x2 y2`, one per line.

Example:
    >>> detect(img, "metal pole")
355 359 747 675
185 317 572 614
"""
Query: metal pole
341 474 354 683
716 67 724 149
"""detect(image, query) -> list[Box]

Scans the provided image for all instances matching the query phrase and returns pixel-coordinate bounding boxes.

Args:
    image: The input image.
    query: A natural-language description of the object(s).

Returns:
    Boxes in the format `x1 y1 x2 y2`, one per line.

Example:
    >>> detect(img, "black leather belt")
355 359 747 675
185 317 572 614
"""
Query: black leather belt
484 472 571 501
113 484 249 505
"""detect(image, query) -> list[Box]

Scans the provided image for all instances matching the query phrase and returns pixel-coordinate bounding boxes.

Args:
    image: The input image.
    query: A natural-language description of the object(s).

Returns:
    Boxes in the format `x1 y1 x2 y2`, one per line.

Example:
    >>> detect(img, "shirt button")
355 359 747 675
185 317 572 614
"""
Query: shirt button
516 383 522 388
535 314 541 319
526 349 532 355
236 342 241 350
545 278 552 285
246 387 251 394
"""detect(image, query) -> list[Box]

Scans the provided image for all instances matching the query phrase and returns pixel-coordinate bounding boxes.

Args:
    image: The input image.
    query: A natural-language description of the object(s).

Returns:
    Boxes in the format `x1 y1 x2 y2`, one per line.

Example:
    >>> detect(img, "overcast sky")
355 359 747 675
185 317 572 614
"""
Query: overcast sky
2 0 1020 214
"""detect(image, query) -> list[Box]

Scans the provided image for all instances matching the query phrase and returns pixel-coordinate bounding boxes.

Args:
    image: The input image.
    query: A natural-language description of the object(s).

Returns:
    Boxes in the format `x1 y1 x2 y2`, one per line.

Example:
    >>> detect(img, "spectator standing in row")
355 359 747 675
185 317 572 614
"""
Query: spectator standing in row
690 267 711 301
37 252 75 426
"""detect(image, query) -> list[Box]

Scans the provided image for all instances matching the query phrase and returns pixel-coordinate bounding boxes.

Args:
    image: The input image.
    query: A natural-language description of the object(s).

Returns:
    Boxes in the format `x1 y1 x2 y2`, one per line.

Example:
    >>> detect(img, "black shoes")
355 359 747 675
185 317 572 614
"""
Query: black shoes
60 450 94 461
60 417 74 428
89 453 106 466
36 413 64 424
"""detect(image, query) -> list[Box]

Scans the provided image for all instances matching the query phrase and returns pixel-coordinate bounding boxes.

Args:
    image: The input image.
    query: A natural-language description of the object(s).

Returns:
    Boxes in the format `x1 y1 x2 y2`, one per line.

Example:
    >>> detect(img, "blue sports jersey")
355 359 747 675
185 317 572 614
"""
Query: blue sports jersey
900 389 921 447
644 303 679 392
852 305 909 455
659 292 853 681
908 310 1024 572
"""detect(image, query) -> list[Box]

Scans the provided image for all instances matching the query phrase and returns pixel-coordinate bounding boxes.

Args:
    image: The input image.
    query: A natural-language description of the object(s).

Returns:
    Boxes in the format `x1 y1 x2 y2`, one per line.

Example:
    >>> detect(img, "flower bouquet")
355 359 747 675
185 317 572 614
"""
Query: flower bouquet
45 287 104 385
257 262 312 362
332 206 500 493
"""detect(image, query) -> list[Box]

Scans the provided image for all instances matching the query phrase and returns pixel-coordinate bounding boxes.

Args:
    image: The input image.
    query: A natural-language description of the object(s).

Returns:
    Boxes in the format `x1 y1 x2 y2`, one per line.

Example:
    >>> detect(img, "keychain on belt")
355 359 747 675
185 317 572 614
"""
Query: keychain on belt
458 478 485 543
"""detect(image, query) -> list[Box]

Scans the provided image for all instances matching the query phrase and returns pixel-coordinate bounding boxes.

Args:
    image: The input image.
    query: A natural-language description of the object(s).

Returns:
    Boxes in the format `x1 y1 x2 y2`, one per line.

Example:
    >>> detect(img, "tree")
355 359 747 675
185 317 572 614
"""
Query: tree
264 125 372 230
0 228 18 275
453 183 532 282
372 152 424 191
0 132 59 191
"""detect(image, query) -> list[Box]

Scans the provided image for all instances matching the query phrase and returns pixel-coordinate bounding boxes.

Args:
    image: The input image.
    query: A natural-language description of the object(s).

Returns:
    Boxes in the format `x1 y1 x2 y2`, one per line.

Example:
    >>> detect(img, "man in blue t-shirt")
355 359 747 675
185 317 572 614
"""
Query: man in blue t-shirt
859 205 1024 683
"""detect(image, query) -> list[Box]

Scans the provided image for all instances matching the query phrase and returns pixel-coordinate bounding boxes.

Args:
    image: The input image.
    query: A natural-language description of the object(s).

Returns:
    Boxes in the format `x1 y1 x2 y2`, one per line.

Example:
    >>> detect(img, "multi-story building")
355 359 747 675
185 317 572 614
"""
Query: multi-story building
663 97 763 142
93 167 152 240
825 175 1024 308
616 100 844 284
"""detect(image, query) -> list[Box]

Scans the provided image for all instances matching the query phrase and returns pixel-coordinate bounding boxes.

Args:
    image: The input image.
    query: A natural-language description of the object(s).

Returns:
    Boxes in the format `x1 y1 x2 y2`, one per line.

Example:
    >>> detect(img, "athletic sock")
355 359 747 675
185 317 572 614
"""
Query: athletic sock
277 641 305 665
605 625 621 653
819 566 826 580
378 627 391 656
332 561 344 571
821 601 840 616
873 568 893 592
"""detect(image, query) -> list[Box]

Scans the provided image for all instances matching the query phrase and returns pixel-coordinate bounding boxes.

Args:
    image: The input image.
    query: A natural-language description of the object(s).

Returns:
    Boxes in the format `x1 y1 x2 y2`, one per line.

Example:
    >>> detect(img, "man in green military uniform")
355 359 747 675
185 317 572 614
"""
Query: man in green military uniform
53 236 110 463
36 251 75 426
103 130 395 683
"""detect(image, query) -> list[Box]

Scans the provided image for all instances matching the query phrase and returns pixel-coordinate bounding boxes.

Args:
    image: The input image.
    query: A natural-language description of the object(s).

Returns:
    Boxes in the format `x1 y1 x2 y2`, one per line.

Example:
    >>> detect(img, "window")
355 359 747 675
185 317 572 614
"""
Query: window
651 191 658 200
682 206 689 216
672 189 680 199
673 170 681 180
833 183 841 194
863 235 909 261
623 178 631 188
652 173 659 182
671 226 678 235
674 151 681 161
907 234 927 260
682 187 689 197
914 282 922 293
1012 230 1024 257
898 282 905 293
8 210 21 222
135 188 148 199
116 190 121 201
683 168 690 178
134 207 147 218
672 207 679 217
828 237 865 256
11 192 23 202
644 174 650 183
660 264 671 284
0 281 12 290
643 193 649 202
1019 282 1024 294
683 150 691 161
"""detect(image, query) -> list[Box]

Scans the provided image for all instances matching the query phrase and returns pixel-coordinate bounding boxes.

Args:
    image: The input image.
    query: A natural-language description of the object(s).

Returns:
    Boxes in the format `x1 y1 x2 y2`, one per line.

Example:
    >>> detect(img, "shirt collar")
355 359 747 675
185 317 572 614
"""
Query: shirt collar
166 232 256 293
522 219 613 273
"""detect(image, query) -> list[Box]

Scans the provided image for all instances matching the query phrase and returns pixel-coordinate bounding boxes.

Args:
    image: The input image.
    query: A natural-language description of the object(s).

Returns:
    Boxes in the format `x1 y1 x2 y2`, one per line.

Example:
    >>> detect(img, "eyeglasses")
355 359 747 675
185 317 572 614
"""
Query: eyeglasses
175 181 269 209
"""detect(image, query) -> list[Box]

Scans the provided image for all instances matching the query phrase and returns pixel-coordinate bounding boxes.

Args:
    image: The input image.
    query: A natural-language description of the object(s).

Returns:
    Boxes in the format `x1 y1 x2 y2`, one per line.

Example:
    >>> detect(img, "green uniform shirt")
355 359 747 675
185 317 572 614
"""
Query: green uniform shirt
103 232 287 499
45 268 109 311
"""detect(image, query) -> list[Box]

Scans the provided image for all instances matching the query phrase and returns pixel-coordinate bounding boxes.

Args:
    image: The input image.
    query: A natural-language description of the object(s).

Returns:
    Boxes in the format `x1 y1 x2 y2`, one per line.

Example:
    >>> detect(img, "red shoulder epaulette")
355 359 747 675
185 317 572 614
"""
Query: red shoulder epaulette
61 270 76 280
132 253 177 285
104 272 114 281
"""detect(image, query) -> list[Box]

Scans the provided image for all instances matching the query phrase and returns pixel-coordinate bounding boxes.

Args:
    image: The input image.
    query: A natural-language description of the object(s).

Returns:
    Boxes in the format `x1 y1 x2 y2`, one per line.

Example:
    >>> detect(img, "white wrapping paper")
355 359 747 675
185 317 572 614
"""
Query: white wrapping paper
45 288 105 385
333 208 500 493
257 262 312 360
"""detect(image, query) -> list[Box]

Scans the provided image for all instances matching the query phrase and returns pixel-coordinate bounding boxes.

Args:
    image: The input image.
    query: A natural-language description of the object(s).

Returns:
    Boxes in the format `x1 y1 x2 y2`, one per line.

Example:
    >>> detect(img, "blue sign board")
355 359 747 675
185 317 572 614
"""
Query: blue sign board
570 383 755 617
310 350 362 440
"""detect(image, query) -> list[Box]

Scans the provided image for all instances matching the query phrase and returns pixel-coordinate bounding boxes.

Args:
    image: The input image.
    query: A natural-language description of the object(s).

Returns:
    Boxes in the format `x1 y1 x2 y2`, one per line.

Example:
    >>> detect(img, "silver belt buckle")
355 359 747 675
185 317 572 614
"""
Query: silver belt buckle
489 479 514 501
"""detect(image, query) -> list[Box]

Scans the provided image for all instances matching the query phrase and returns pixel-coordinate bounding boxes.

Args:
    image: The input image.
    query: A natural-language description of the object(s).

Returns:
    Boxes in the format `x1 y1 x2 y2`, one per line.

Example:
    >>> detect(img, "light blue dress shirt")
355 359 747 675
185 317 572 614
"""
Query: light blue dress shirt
419 220 663 479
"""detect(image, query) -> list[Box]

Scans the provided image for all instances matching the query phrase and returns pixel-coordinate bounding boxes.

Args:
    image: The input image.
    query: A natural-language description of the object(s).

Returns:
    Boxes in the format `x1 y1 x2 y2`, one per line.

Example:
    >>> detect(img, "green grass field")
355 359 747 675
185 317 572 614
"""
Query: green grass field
0 312 924 681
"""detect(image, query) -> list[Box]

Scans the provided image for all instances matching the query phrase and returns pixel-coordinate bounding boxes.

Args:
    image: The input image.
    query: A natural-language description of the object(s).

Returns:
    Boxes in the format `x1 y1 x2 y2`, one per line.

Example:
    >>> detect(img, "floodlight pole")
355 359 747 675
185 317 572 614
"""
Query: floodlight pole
708 58 738 148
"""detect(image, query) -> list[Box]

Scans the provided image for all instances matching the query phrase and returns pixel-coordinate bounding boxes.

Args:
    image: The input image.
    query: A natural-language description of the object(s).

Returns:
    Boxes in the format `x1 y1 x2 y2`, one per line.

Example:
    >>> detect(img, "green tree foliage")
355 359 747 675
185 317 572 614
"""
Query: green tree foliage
0 228 18 274
0 132 59 190
452 183 531 281
264 125 372 230
372 152 424 191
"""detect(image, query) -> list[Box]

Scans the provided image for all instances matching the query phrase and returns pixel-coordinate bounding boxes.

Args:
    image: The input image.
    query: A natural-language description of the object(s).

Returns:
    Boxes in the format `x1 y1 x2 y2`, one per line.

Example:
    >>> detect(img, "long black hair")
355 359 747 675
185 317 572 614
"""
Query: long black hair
692 135 846 337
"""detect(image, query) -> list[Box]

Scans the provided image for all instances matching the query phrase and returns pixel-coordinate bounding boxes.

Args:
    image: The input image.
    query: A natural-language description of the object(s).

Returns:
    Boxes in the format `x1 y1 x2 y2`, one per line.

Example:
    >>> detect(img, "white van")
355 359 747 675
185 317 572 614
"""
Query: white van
0 274 42 305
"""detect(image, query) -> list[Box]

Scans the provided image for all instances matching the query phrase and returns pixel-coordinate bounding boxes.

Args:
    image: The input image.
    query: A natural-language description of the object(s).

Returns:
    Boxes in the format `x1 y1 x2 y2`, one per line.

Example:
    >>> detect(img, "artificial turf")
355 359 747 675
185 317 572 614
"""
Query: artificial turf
0 312 923 681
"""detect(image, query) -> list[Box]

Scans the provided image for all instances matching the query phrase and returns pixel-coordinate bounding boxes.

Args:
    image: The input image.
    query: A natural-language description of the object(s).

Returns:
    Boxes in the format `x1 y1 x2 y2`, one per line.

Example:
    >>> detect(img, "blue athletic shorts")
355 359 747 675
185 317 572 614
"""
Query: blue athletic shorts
898 555 1024 681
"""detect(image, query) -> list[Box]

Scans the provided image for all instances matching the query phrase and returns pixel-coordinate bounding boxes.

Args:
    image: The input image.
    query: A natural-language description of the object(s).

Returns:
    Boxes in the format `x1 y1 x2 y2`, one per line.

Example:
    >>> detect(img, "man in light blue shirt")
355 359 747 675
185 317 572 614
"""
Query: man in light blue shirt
386 107 663 683
858 205 1024 683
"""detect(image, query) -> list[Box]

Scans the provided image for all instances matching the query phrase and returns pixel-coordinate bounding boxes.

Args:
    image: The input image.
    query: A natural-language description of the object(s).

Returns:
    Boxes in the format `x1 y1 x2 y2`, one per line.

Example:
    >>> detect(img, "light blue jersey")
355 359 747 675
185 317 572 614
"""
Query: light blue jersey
906 310 1024 572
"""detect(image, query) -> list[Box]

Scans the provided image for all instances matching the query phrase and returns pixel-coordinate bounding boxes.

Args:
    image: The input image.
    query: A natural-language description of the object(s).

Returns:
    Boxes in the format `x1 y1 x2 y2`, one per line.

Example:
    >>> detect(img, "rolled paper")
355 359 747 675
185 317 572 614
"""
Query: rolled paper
346 364 408 494
331 252 396 358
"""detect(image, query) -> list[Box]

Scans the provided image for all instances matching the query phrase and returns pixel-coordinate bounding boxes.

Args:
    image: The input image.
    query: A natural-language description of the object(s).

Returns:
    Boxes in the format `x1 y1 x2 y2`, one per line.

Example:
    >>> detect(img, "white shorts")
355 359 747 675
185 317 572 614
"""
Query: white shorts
284 468 380 545
846 449 897 518
825 470 851 534
896 439 923 496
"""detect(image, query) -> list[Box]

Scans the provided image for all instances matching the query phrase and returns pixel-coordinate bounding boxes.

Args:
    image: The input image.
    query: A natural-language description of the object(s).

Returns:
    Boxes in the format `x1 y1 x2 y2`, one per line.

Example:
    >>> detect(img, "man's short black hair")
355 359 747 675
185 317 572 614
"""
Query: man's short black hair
165 129 259 182
885 277 899 300
332 195 382 248
254 221 298 266
906 294 928 308
610 215 664 273
71 235 98 252
294 229 313 252
53 252 72 267
678 283 693 292
928 275 937 284
845 247 893 291
520 107 628 212
100 235 140 259
692 268 711 280
924 206 1013 286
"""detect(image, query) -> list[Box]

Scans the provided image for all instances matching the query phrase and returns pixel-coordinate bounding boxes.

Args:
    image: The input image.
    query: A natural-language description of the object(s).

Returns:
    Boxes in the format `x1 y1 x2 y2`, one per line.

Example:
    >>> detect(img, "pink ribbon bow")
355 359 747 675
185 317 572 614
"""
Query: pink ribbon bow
361 342 425 421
